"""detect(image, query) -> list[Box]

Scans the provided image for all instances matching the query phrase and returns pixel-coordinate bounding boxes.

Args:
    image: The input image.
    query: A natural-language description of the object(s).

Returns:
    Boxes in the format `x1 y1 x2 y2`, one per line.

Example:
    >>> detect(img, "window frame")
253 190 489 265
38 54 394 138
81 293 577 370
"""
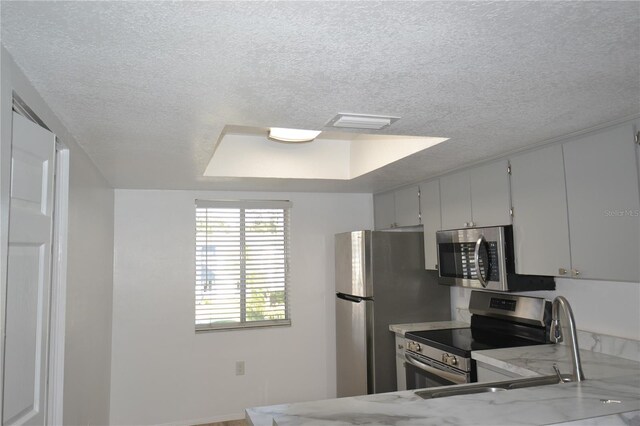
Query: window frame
194 199 292 332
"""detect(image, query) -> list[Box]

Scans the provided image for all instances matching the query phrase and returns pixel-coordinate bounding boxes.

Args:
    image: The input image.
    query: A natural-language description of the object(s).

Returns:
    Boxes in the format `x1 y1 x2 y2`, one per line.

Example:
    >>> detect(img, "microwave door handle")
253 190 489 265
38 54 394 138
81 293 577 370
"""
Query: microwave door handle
404 354 467 385
474 235 488 288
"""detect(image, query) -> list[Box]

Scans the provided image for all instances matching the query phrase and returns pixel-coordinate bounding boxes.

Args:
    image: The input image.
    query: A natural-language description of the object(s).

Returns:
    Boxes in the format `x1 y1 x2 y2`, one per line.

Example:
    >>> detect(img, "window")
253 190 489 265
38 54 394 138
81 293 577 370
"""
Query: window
195 199 291 331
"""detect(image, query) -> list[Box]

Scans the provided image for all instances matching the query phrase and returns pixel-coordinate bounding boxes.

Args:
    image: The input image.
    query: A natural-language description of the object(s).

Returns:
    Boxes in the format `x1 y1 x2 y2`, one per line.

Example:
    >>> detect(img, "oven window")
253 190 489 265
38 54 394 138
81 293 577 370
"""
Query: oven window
405 361 464 390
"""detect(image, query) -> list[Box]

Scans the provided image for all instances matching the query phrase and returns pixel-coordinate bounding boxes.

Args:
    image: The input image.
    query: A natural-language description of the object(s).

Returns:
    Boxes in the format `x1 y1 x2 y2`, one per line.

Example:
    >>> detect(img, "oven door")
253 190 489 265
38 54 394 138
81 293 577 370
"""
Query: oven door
436 226 507 291
404 351 470 390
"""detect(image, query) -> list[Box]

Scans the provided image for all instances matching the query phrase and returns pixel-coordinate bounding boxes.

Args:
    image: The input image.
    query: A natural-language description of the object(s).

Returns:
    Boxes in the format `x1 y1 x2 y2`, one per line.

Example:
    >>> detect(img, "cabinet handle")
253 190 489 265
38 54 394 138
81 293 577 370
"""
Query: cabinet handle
558 268 567 276
572 269 581 276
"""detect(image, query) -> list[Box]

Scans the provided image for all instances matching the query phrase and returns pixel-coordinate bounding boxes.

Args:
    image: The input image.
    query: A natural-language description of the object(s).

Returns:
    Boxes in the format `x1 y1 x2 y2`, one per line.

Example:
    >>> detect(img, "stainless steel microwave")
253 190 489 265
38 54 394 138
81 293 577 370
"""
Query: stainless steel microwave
436 225 555 292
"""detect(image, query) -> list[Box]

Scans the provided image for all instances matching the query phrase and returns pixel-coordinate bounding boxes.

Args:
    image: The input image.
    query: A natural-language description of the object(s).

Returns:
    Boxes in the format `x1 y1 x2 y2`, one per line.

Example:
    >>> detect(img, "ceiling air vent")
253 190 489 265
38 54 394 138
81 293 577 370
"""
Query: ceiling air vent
326 113 400 130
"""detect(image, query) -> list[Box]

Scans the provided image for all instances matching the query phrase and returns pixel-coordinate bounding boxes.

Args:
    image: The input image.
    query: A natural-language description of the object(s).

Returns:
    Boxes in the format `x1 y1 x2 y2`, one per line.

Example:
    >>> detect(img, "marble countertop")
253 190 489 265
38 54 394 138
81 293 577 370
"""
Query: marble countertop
388 320 469 335
472 344 640 380
247 346 640 426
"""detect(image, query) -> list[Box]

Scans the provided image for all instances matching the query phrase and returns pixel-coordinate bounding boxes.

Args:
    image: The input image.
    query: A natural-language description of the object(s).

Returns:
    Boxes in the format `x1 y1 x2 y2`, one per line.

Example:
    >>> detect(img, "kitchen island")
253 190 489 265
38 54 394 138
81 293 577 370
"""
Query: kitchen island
246 345 640 425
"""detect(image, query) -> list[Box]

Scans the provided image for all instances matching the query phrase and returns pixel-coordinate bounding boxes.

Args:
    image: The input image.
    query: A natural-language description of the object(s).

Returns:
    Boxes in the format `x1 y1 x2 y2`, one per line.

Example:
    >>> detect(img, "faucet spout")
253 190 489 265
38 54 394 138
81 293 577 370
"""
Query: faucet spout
551 296 585 382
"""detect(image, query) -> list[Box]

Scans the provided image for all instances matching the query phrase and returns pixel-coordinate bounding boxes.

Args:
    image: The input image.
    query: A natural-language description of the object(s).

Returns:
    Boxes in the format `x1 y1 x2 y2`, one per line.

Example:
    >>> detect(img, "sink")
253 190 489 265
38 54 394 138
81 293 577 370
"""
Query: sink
418 386 507 399
415 374 571 399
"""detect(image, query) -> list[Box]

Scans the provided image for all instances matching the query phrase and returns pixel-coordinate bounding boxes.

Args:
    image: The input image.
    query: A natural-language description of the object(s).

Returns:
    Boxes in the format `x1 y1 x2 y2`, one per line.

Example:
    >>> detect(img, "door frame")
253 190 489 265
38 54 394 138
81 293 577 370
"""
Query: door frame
47 142 69 425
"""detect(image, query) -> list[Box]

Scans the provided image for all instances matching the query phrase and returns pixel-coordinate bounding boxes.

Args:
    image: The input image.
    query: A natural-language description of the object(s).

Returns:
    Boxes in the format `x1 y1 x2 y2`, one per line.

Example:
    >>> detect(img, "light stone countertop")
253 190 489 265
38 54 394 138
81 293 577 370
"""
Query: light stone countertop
472 344 640 380
548 410 640 425
246 345 640 426
388 320 469 335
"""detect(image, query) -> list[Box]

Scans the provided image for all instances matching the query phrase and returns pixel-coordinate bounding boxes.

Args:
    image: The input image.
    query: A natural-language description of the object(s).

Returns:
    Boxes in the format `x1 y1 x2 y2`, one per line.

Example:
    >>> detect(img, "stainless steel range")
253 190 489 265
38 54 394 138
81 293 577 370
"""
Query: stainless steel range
404 291 552 390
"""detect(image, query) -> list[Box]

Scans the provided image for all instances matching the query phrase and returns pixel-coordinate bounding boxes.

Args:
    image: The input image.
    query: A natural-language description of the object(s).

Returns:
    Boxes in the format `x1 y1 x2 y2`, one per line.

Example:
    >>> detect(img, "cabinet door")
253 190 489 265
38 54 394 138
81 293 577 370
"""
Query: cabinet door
440 170 472 230
510 145 571 276
419 179 441 270
476 363 520 382
563 123 640 281
470 160 512 227
395 335 406 391
374 191 395 230
395 185 420 227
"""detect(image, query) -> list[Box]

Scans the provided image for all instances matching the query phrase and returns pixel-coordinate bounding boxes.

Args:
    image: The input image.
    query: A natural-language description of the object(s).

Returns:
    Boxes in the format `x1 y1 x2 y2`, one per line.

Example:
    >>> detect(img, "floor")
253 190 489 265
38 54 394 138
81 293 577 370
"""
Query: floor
196 420 247 426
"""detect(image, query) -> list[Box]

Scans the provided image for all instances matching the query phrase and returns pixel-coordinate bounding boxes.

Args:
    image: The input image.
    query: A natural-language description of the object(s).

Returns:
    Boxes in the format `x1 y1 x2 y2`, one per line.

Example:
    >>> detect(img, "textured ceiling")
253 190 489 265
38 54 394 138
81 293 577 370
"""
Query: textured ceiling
1 1 639 193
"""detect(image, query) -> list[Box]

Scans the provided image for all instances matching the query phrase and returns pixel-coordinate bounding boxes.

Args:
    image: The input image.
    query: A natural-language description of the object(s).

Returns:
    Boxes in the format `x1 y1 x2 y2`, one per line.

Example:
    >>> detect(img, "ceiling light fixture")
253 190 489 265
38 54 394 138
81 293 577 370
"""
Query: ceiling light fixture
326 113 400 130
268 127 322 143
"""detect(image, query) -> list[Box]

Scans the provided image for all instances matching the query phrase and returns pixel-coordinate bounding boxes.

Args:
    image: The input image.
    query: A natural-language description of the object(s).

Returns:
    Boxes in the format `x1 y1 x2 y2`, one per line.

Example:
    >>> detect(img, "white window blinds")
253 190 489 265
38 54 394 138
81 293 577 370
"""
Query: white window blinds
195 199 291 331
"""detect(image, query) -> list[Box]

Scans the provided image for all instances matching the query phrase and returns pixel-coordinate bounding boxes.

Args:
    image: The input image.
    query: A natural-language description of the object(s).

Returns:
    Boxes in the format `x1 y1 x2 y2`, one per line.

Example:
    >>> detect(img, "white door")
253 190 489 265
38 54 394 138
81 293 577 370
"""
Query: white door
2 112 55 426
509 144 571 276
373 191 395 230
419 179 441 270
394 186 420 227
440 170 472 230
470 160 512 227
563 122 640 281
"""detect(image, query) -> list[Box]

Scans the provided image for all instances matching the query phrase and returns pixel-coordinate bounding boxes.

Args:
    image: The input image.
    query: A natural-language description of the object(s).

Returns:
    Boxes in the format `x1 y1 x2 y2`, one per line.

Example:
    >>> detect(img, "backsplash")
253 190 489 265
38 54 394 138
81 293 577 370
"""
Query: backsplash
577 330 640 363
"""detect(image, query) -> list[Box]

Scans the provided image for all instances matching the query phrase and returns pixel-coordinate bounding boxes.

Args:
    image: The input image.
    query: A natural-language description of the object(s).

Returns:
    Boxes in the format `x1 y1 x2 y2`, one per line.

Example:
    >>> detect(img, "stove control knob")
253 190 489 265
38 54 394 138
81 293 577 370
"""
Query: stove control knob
410 342 421 352
442 353 458 366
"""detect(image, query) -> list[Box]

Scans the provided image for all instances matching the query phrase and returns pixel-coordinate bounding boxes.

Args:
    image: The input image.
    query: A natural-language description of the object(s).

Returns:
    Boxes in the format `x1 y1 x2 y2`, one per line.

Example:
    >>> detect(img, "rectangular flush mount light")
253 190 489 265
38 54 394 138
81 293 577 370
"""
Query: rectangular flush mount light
326 113 400 130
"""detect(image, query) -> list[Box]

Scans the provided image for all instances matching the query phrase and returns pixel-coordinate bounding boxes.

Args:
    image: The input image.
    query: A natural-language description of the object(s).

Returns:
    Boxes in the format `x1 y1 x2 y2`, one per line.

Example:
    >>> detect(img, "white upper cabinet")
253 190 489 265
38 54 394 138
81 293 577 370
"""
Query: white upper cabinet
440 171 472 230
373 186 420 230
419 179 441 270
509 144 572 276
374 191 396 230
394 186 421 227
440 160 511 230
470 160 512 227
562 122 640 282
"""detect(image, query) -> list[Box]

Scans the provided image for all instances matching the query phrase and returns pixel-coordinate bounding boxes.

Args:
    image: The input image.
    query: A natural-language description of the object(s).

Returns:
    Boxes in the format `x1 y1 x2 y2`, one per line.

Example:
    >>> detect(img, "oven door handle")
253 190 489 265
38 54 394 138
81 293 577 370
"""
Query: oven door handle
404 353 468 385
474 235 488 288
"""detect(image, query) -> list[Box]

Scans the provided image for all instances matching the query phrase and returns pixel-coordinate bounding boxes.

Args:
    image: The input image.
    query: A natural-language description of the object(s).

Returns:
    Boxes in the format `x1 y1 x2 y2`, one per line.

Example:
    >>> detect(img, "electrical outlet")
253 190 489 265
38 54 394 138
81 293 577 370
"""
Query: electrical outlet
235 360 245 376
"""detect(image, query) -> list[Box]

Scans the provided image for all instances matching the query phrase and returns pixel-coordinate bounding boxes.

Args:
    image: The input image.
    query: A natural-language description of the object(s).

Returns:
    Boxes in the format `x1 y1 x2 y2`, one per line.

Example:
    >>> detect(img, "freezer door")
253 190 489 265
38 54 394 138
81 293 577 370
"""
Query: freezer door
335 231 373 298
336 296 373 397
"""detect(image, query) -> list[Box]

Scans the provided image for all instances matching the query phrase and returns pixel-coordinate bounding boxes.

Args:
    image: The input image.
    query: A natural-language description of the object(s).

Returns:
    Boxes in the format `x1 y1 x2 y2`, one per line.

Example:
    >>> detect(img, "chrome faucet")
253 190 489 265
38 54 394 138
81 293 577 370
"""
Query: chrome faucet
550 296 585 382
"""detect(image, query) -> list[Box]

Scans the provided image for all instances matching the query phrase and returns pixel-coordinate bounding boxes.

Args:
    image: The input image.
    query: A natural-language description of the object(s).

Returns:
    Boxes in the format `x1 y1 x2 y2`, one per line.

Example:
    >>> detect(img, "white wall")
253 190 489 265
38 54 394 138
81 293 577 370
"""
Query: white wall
450 278 640 340
63 152 115 425
110 189 373 425
0 47 115 425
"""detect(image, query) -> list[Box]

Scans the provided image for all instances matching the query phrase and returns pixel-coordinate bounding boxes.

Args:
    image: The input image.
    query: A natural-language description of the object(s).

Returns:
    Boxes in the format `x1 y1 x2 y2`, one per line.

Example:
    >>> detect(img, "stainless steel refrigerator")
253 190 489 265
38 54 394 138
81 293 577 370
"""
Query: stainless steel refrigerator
335 230 451 397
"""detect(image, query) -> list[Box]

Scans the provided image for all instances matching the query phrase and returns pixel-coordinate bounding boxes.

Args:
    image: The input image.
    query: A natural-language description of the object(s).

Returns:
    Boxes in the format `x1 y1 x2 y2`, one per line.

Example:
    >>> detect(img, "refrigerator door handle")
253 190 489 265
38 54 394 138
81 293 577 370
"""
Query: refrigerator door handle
336 292 374 303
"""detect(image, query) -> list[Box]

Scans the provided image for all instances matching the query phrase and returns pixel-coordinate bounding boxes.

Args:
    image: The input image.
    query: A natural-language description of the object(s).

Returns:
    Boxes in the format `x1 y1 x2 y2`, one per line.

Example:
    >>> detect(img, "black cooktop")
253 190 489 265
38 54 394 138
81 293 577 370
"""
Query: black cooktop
405 327 548 358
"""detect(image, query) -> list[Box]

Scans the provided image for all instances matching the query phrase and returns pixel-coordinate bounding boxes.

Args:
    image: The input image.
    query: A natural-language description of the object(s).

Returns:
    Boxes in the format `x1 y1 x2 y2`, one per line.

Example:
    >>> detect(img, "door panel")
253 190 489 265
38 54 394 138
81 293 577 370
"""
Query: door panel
470 160 511 227
440 171 471 230
335 297 369 397
394 186 420 227
509 144 571 276
3 112 55 426
419 179 441 270
334 231 372 297
373 191 395 230
563 123 640 281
